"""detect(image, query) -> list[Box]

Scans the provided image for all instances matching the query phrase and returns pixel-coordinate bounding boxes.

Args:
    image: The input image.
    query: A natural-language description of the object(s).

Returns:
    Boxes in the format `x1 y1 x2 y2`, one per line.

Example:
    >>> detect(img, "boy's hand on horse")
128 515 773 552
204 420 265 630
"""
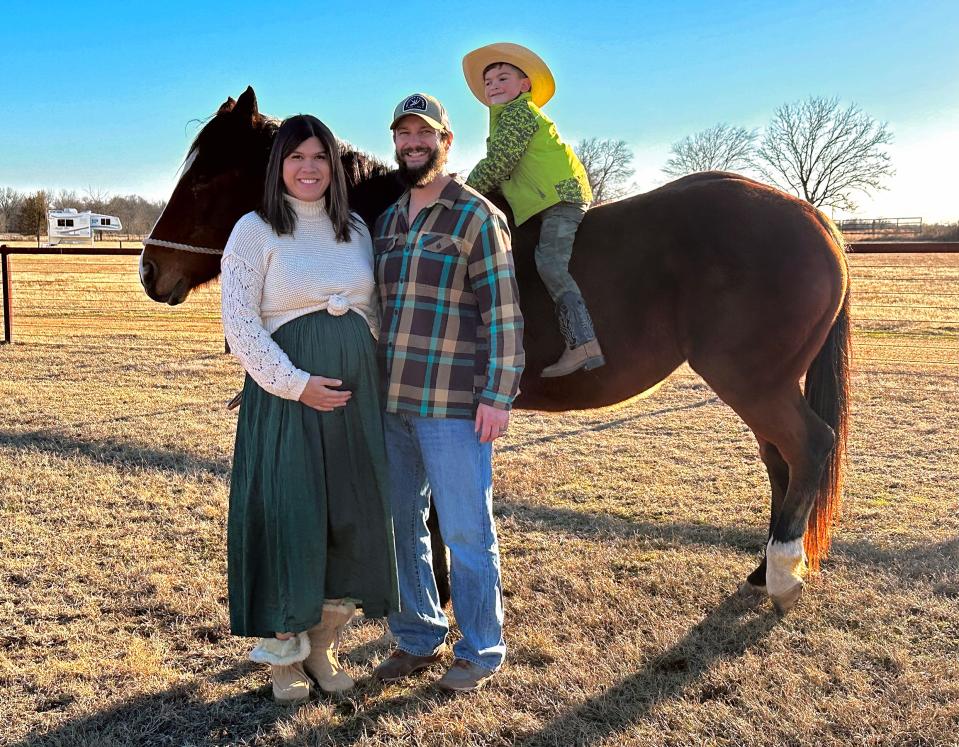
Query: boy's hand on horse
299 376 352 412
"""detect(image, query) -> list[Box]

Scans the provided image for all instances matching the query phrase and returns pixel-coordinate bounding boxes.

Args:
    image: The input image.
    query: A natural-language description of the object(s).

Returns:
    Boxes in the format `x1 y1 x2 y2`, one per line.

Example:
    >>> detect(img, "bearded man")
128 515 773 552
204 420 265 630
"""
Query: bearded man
371 93 525 691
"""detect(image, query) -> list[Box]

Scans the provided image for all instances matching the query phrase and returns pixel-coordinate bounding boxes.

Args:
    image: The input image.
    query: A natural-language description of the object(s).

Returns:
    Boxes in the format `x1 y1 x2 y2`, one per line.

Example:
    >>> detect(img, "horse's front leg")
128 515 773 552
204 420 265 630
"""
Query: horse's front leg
427 501 451 607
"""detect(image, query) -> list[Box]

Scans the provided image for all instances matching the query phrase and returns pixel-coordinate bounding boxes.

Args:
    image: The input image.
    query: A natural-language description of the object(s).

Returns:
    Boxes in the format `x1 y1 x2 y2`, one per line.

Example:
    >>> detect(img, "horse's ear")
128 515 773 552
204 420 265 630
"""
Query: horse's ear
232 86 259 123
217 96 236 114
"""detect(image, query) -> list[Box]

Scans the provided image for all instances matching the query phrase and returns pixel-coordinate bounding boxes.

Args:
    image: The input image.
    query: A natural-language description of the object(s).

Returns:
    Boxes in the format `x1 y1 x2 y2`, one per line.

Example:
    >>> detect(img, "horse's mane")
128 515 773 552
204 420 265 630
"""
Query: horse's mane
182 110 389 191
176 99 396 227
339 144 393 189
184 112 280 165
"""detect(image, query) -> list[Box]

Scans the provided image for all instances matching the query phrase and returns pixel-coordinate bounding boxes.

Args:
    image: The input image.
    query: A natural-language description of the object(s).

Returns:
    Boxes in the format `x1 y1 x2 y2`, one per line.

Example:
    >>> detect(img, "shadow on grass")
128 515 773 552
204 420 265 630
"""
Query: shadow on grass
500 396 721 454
17 661 281 747
509 538 959 745
833 536 959 581
49 404 207 430
514 589 779 746
496 497 765 552
0 428 229 476
18 661 457 747
302 680 456 746
497 500 959 588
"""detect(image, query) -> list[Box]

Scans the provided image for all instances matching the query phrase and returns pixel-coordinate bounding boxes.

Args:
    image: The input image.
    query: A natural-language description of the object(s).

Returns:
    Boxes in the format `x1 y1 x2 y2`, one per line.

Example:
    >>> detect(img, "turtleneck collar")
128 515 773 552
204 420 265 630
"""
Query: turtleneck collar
284 194 328 219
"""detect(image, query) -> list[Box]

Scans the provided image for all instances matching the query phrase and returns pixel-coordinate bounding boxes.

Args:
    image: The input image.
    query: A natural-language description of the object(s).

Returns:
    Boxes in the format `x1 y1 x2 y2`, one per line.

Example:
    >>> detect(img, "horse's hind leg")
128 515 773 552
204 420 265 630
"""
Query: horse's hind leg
743 439 789 593
725 387 835 613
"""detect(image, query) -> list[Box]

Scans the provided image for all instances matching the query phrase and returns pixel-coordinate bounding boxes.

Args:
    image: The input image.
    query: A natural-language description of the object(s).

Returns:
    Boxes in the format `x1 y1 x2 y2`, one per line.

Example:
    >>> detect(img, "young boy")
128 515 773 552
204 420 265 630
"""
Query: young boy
463 42 603 377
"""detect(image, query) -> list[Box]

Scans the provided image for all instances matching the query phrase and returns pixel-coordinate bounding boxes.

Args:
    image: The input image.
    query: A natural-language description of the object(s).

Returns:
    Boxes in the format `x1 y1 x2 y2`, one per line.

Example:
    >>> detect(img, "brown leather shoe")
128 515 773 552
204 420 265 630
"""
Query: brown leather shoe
435 658 495 692
373 647 445 682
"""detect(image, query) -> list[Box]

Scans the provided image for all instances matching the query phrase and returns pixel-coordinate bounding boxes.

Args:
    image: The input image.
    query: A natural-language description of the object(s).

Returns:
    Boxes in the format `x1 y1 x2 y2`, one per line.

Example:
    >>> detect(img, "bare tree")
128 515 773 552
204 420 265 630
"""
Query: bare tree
754 96 893 211
0 187 22 233
83 185 110 213
0 187 21 215
0 186 166 239
128 195 166 236
53 189 80 209
663 123 757 177
574 138 636 204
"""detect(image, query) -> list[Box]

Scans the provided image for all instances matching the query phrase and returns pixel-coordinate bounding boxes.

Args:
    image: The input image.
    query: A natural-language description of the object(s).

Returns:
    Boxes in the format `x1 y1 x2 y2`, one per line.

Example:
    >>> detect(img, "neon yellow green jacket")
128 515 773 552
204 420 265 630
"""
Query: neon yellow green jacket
466 93 592 226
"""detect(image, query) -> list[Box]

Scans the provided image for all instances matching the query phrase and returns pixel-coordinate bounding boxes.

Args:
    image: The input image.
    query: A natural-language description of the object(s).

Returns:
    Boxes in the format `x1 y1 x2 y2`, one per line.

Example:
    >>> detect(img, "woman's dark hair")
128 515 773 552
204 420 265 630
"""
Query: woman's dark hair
258 115 357 241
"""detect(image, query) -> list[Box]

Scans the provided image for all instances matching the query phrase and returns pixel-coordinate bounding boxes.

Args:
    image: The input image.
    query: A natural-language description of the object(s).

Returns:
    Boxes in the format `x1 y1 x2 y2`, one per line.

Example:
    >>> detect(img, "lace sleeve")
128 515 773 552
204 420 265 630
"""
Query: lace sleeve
221 254 311 400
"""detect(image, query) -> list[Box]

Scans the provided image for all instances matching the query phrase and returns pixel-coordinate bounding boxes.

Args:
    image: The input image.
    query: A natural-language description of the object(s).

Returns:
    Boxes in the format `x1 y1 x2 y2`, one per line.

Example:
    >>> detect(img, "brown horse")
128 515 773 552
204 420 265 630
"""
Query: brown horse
141 87 850 613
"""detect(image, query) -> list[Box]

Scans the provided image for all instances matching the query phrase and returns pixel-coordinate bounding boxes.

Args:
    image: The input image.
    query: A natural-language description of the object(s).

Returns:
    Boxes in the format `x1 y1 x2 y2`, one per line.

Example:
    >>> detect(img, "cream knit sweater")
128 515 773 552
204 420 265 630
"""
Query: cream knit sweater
221 196 377 401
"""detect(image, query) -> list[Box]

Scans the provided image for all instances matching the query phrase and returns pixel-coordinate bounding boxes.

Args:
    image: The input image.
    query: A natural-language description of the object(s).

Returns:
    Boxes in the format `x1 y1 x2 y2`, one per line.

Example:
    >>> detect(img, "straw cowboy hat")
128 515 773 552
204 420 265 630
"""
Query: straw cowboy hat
462 43 556 108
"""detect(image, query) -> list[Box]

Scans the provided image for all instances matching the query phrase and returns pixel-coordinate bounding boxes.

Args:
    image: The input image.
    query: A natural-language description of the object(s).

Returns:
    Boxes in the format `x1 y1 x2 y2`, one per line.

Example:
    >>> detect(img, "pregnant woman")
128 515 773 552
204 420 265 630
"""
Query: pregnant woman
220 114 398 704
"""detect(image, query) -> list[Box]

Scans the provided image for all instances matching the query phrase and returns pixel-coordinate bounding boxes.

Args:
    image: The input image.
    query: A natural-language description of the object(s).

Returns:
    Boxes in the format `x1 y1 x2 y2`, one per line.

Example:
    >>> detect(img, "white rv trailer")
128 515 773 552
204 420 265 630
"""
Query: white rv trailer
47 208 123 244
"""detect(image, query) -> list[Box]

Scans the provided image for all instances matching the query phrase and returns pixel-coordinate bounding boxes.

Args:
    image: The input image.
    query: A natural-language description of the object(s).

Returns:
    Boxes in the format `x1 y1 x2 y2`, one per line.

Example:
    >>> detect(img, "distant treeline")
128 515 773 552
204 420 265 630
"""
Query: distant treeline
0 187 166 238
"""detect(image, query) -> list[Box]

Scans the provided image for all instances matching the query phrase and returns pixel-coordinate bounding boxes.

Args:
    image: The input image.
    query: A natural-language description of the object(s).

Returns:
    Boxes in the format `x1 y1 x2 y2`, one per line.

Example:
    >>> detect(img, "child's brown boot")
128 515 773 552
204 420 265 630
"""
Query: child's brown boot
542 291 606 377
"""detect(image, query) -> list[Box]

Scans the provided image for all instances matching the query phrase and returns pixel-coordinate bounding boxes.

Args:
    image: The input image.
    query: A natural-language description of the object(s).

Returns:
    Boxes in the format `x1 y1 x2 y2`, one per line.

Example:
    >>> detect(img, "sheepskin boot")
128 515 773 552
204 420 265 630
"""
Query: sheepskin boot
249 632 311 705
304 601 356 693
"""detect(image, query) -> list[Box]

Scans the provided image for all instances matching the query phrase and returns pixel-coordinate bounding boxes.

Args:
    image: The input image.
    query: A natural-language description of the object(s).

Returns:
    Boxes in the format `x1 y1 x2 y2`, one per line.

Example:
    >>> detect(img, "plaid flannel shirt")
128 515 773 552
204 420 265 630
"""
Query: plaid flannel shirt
374 177 525 419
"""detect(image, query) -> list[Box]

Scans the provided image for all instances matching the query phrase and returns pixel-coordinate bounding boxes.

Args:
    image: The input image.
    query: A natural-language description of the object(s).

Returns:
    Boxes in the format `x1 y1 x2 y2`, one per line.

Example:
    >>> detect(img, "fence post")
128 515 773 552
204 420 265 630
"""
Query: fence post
1 247 12 344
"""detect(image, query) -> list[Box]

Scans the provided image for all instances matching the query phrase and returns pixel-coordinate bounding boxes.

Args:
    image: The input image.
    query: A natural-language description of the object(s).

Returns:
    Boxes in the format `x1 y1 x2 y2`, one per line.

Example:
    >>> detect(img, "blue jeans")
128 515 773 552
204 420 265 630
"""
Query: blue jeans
383 412 505 671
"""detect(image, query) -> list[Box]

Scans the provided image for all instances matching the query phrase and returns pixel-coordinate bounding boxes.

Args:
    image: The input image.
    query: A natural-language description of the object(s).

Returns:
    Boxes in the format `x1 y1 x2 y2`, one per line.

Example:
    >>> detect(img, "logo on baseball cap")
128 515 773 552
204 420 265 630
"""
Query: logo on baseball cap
390 93 451 132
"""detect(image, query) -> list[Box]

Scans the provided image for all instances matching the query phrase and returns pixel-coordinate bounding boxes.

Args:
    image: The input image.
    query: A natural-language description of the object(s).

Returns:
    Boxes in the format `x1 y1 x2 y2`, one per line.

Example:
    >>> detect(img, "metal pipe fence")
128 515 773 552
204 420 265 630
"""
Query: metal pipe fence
838 217 923 236
2 244 957 391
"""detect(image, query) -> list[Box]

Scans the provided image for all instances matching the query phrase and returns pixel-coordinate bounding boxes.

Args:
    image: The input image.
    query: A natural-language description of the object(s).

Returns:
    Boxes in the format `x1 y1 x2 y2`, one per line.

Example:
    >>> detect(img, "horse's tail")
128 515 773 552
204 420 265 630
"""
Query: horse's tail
802 218 851 571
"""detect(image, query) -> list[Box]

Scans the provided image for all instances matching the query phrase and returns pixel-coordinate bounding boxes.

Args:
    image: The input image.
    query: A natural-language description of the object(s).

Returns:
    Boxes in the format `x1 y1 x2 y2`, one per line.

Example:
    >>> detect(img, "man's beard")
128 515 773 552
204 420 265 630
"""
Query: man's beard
395 142 448 188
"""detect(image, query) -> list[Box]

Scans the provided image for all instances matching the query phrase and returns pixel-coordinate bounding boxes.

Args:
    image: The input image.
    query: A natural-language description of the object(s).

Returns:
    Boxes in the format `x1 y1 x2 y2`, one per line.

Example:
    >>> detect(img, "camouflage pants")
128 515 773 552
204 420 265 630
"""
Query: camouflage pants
534 201 588 302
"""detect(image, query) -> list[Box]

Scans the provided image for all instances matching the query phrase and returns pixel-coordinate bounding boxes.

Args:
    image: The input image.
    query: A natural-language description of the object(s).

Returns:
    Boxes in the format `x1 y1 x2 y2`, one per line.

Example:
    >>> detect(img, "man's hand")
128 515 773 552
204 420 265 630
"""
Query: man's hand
299 376 351 412
475 403 510 443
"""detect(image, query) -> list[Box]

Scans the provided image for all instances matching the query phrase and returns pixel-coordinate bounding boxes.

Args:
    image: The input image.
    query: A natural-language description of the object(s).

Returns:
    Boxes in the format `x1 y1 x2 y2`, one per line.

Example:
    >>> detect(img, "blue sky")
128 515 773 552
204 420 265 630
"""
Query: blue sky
1 0 957 220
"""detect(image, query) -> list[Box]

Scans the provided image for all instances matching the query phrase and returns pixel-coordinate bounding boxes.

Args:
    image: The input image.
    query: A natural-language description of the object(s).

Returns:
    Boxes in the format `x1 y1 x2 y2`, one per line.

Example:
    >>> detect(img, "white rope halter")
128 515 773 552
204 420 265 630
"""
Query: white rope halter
143 237 223 255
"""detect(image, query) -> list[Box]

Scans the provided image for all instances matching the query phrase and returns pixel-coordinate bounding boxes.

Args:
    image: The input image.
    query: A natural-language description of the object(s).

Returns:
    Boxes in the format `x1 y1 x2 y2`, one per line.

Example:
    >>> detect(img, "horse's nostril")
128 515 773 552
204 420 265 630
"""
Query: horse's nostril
141 258 156 285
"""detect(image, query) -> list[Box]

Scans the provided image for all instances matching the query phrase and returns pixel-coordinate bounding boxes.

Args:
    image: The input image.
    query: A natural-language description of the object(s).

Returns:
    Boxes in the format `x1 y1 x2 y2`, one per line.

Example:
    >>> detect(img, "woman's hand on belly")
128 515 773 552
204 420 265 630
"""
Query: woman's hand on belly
299 376 352 412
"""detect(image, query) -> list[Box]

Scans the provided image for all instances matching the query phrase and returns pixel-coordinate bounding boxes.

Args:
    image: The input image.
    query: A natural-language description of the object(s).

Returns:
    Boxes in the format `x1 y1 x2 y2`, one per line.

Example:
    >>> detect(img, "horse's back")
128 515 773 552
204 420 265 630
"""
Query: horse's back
512 172 848 410
576 174 846 391
577 171 846 297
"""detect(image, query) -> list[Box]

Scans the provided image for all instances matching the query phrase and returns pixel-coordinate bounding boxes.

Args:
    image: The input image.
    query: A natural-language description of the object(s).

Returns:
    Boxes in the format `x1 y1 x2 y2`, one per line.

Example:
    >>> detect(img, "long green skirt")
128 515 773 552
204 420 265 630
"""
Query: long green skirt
227 310 399 638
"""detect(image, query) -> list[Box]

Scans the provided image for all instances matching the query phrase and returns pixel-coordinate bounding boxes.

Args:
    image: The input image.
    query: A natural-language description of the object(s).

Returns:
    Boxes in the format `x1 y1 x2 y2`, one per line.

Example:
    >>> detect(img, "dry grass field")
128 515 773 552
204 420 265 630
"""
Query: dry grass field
1 252 957 746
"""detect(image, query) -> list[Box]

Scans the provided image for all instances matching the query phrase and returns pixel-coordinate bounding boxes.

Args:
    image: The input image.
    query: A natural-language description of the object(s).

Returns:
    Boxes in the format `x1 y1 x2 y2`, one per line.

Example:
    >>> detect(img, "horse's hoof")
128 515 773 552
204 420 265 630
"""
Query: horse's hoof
737 581 767 608
738 580 766 597
771 582 804 615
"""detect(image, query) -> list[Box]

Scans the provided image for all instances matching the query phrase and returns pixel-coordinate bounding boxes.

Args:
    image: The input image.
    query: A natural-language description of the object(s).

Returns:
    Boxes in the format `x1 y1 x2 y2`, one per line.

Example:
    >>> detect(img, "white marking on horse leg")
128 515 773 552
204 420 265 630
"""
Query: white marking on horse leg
766 537 806 599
